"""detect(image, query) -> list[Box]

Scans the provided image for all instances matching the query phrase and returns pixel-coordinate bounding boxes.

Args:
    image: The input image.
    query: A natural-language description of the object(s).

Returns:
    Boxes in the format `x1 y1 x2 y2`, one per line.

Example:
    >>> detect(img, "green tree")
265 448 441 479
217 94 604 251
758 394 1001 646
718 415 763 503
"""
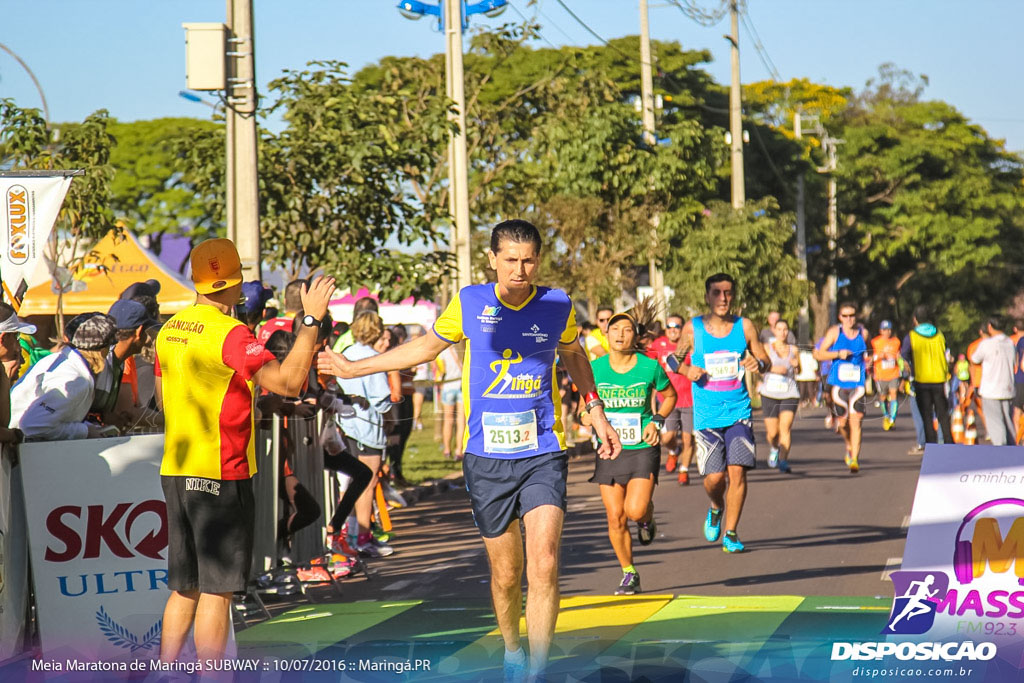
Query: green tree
665 198 804 324
108 117 221 265
0 100 116 327
834 65 1024 347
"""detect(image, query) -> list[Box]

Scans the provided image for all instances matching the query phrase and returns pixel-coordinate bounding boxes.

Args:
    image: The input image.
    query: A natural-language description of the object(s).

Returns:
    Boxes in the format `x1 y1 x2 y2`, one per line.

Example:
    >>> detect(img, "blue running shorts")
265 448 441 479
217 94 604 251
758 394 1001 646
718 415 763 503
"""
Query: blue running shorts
462 451 568 537
695 419 756 475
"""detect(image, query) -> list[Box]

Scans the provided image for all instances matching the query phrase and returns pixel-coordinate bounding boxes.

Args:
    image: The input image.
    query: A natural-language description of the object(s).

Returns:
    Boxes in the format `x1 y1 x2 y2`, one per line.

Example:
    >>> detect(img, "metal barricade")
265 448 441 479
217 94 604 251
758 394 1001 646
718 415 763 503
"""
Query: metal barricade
286 414 328 564
251 412 339 576
250 415 280 577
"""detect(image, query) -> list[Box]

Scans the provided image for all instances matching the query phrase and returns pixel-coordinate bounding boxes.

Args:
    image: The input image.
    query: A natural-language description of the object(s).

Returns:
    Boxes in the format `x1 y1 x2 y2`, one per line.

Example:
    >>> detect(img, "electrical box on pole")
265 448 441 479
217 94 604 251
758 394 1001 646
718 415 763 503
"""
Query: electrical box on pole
182 23 226 91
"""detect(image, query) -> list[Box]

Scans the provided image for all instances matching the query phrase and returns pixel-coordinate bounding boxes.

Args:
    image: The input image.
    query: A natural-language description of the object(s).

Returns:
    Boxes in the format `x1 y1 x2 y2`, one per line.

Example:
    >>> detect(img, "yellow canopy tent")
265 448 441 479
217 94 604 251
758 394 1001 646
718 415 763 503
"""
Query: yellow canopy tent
17 231 197 316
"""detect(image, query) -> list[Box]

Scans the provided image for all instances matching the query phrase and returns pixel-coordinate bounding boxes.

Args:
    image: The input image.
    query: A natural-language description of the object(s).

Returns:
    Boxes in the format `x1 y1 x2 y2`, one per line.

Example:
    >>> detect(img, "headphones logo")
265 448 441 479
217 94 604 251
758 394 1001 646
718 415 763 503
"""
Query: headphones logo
952 498 1024 586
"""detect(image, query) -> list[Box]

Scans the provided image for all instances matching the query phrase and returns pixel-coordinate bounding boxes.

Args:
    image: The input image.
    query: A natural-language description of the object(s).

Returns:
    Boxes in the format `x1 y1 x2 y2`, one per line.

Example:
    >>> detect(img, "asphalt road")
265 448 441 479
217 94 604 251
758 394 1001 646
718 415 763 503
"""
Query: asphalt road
317 403 923 606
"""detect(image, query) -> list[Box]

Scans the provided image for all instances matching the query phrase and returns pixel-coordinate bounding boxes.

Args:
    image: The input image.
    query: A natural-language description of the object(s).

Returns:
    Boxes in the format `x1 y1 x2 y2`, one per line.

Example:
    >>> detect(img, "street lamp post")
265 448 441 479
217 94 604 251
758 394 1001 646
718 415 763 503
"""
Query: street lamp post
396 0 507 291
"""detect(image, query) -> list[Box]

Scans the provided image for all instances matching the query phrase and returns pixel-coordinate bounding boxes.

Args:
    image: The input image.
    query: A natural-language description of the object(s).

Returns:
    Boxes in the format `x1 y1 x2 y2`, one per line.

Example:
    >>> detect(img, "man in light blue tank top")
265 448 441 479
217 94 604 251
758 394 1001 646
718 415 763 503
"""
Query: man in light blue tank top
673 273 772 553
813 301 871 473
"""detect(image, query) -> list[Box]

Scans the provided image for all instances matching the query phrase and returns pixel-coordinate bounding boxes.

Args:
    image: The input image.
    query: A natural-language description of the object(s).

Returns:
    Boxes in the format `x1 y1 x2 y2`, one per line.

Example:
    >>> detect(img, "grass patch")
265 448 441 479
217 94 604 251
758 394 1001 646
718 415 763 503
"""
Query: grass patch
400 400 463 486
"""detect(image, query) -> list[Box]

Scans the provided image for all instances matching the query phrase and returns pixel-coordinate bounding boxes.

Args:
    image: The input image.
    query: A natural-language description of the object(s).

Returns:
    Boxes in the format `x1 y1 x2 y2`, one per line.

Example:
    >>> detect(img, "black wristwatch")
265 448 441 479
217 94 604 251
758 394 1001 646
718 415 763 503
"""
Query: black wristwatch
651 414 666 428
301 314 320 328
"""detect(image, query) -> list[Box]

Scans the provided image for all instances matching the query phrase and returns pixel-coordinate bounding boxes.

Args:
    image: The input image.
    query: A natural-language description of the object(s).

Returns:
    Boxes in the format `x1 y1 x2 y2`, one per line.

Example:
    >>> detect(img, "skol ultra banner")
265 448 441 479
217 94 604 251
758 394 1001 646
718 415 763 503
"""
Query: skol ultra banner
19 436 169 662
0 174 72 304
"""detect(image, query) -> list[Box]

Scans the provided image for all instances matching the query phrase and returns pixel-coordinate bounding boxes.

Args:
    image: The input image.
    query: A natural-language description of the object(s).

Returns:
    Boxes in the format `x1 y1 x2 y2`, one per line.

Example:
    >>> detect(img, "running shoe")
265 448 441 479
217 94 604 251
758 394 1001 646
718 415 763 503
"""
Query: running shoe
637 518 657 546
849 456 859 474
328 532 358 558
678 470 689 485
722 532 746 553
843 450 853 468
358 538 394 558
882 417 892 431
328 555 354 579
615 571 641 595
503 648 527 683
703 507 722 543
907 444 925 456
767 448 780 468
777 459 792 474
371 522 392 543
665 454 678 473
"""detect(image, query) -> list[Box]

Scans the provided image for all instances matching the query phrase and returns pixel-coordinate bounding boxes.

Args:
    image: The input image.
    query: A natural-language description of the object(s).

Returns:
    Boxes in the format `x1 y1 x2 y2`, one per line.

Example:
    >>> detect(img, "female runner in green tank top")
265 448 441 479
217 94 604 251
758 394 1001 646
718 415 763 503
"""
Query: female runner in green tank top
583 300 676 595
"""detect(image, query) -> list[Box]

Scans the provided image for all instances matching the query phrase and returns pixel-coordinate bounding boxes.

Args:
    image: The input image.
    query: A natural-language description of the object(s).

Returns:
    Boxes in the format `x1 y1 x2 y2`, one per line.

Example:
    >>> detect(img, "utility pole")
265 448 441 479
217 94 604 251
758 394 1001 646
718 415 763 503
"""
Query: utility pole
794 111 809 345
225 0 261 280
445 0 472 292
639 0 665 319
825 140 838 325
728 1 744 209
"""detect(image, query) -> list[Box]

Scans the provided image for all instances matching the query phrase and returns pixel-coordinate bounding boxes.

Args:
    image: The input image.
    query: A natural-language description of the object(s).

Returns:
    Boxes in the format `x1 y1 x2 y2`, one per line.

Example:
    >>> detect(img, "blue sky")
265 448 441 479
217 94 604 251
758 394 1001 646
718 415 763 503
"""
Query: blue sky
2 0 1023 151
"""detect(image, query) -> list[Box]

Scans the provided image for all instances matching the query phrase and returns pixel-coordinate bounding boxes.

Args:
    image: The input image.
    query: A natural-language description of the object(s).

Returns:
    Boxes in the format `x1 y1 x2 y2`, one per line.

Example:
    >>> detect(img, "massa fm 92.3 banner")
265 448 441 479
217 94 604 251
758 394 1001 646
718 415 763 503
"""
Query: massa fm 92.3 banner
830 445 1024 682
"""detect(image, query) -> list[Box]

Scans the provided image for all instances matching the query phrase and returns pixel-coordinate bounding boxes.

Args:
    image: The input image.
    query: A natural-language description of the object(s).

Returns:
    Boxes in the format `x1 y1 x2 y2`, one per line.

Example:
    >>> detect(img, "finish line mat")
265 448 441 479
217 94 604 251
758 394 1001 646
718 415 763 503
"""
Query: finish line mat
236 594 956 681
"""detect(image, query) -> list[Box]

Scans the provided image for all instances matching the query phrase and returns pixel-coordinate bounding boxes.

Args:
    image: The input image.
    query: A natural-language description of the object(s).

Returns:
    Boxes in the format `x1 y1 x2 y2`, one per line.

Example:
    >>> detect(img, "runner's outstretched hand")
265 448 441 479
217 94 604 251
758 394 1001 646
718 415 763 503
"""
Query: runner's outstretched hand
317 347 356 379
591 410 623 460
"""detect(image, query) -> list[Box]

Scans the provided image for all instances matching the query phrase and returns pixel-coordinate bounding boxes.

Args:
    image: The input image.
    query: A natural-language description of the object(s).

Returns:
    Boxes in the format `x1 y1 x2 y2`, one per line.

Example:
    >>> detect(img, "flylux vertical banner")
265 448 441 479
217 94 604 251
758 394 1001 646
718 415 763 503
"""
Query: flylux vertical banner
0 173 73 307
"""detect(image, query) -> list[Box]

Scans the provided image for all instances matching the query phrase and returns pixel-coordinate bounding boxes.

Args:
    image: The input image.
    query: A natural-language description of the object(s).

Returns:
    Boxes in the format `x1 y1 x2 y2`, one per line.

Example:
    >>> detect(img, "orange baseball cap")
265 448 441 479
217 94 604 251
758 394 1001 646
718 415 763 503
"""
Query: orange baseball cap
190 238 243 294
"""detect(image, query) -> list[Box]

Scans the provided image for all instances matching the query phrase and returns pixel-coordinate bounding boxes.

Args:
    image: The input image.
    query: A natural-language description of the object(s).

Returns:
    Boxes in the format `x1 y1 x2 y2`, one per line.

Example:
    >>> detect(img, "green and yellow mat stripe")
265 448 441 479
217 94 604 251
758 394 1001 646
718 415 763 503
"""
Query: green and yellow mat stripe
237 595 892 680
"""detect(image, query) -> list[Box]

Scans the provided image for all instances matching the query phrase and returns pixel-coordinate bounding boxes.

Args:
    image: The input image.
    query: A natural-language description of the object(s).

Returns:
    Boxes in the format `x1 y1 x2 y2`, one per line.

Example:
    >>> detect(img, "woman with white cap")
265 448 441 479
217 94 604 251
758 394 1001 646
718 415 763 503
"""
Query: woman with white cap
10 312 118 440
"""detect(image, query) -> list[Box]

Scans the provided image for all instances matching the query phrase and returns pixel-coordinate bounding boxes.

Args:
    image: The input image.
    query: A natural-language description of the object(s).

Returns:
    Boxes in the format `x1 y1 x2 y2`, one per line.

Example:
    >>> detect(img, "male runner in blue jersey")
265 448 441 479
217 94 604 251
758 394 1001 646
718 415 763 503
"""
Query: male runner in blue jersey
318 219 621 681
672 273 772 553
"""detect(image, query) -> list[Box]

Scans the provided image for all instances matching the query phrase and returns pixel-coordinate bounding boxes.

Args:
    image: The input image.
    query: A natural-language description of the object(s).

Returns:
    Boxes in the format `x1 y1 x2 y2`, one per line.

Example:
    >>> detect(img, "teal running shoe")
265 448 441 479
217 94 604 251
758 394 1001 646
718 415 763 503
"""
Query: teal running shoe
722 532 746 553
703 507 722 543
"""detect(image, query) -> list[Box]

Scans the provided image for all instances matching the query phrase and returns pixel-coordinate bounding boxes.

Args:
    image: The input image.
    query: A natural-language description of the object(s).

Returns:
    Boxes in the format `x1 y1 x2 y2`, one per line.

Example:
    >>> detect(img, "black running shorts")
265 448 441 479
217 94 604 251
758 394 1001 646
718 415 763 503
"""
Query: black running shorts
162 475 255 594
462 451 568 538
761 396 798 418
589 445 660 486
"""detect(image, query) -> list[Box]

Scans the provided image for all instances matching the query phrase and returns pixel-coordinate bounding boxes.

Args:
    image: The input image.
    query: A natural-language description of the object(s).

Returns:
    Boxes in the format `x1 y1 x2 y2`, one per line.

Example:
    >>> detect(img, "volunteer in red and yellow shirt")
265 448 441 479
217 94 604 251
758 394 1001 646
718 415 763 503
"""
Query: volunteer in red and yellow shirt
154 237 335 665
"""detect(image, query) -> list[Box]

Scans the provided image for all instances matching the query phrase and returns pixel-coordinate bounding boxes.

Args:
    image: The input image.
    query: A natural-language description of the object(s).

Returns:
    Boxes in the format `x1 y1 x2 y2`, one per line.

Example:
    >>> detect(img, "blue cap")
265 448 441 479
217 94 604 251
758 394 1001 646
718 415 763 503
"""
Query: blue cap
880 320 892 330
108 299 159 331
241 281 273 316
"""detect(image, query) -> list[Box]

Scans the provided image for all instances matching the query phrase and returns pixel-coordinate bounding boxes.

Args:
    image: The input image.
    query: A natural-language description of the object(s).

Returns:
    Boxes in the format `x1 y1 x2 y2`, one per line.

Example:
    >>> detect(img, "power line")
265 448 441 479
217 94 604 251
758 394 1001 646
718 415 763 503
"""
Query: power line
536 0 579 46
540 0 792 190
667 0 729 27
552 0 662 73
507 0 560 49
739 5 780 82
552 0 631 57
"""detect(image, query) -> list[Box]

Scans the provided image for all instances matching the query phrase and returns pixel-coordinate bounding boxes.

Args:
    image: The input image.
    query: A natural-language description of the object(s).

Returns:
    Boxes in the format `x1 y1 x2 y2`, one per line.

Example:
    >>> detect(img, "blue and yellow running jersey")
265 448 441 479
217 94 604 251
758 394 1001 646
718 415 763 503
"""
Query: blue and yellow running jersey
433 284 578 459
